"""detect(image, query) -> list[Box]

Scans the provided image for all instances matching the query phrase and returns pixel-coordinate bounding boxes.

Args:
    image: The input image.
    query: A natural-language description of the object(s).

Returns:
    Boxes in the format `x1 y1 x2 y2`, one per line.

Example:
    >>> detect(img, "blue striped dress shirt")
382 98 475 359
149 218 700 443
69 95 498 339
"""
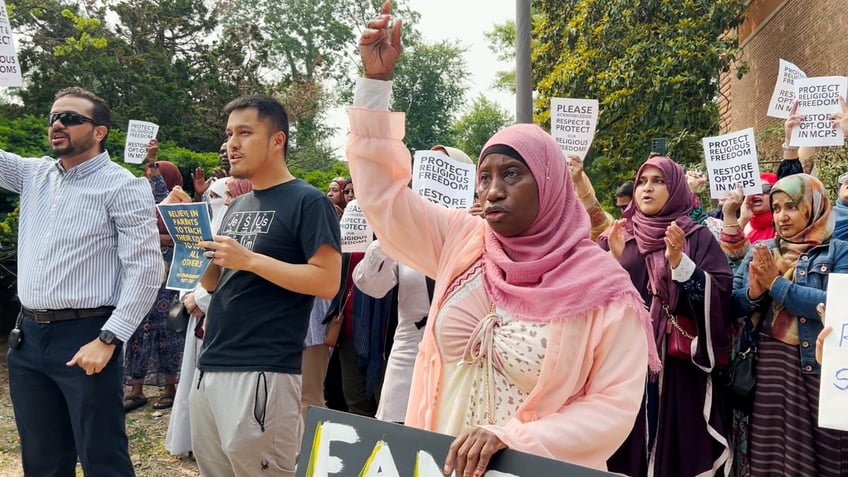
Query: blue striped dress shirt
0 150 164 342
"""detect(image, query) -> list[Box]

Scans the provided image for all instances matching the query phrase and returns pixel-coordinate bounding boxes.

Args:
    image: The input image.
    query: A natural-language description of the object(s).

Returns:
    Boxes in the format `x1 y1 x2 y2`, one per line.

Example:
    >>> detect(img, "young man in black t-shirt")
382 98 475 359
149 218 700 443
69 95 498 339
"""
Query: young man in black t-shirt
194 96 341 477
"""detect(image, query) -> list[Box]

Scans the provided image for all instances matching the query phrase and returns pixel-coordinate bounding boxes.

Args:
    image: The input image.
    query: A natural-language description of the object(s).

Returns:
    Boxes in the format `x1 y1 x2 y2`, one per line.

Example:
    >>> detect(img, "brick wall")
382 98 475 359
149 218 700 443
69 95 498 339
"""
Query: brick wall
720 0 848 154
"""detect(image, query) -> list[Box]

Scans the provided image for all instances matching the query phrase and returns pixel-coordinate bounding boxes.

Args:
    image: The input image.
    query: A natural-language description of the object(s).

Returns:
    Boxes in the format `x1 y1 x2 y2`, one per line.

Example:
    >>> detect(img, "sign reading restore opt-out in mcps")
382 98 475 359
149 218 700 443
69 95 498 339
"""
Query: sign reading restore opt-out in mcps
702 128 762 199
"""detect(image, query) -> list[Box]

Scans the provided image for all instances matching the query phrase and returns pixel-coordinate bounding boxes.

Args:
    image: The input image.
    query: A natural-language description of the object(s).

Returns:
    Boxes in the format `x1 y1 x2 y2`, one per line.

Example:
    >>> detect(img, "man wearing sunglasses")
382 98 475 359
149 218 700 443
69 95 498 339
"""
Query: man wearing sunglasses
0 87 163 476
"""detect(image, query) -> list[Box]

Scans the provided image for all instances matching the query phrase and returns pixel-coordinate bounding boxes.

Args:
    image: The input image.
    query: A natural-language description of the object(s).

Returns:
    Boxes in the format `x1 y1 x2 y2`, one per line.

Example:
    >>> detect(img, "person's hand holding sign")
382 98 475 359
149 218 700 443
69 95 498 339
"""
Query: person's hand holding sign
199 235 255 271
444 426 507 477
784 100 801 142
831 96 848 136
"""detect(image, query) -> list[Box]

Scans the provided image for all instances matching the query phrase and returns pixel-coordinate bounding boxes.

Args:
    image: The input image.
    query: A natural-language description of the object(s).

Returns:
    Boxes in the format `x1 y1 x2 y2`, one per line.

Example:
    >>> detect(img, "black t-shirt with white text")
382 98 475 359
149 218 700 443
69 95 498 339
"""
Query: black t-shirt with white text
198 179 341 373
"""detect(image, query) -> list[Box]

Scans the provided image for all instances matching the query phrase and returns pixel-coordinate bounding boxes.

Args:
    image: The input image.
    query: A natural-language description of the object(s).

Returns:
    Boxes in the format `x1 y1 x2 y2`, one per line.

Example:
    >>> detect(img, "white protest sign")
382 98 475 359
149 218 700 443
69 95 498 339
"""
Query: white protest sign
412 150 475 209
340 199 372 253
819 273 848 431
766 59 806 119
124 120 159 164
550 98 598 160
0 0 21 87
789 76 848 147
702 128 761 199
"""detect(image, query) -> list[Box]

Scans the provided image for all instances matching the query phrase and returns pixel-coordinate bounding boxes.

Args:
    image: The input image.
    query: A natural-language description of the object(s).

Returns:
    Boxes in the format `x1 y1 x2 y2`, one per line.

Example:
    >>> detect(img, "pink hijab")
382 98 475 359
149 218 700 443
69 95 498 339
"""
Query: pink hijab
480 124 649 324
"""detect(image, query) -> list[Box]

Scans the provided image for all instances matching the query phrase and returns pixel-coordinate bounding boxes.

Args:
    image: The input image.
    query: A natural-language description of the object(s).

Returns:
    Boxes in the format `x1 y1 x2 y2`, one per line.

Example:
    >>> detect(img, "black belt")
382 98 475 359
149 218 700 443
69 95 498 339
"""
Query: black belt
21 306 115 324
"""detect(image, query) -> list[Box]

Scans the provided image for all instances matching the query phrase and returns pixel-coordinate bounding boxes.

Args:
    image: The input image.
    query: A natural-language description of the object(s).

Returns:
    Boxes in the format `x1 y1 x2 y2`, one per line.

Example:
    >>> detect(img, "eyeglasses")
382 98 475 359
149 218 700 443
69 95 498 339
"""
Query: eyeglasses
343 189 354 195
47 112 96 127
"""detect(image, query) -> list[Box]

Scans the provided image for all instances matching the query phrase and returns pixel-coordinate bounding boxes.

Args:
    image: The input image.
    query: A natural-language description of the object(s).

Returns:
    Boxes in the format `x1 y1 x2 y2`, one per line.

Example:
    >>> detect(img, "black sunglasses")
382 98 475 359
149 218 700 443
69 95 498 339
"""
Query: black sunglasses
47 112 96 127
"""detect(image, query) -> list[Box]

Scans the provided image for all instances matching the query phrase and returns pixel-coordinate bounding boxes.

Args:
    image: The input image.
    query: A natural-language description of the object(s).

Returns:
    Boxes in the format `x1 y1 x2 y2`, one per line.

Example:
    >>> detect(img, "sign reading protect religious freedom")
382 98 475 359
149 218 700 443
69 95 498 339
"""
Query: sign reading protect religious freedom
789 76 848 148
124 120 160 164
702 128 762 199
766 59 807 119
156 202 214 291
297 407 616 477
818 273 848 432
550 98 599 160
340 199 372 253
412 150 475 209
0 1 21 87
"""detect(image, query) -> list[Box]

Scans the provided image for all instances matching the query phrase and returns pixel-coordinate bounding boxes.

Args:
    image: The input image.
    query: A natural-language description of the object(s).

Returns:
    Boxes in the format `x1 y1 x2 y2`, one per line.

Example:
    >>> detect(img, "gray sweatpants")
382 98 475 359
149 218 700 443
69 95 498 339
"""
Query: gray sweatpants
189 370 302 477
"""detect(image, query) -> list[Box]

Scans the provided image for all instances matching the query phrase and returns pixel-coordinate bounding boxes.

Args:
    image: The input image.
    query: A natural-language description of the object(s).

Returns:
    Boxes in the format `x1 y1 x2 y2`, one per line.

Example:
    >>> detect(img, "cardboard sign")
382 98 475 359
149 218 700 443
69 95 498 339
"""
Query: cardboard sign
412 150 475 209
550 98 599 160
156 203 214 291
297 407 616 477
340 199 372 253
702 128 762 199
789 76 848 148
818 273 848 431
766 59 806 119
0 0 21 88
124 120 159 164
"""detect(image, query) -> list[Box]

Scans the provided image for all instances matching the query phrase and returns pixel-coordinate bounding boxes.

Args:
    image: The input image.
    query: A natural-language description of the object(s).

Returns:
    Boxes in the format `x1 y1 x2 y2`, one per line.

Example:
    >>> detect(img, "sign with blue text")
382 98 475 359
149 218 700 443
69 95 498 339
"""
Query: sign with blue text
819 273 848 431
156 202 213 291
297 407 616 477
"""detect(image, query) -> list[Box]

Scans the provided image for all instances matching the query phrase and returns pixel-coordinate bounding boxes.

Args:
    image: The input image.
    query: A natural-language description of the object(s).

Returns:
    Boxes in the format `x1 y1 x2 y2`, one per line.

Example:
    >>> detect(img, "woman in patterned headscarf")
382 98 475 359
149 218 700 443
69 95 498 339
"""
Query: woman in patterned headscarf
733 173 848 476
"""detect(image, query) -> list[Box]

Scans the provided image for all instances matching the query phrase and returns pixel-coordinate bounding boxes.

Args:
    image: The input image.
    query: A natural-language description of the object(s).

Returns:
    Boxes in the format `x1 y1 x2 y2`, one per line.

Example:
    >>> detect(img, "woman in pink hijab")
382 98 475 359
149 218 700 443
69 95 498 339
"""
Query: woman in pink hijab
346 5 658 474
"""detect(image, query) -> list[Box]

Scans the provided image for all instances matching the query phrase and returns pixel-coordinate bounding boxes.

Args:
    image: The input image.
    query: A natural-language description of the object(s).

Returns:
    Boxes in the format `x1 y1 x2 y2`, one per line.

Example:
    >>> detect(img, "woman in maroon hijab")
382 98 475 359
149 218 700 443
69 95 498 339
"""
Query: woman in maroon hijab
602 154 734 477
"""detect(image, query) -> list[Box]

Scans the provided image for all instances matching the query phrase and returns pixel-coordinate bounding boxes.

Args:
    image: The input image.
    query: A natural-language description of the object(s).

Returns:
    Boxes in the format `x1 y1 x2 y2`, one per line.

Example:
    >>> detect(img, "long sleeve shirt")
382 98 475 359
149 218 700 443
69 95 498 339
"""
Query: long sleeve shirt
0 150 164 342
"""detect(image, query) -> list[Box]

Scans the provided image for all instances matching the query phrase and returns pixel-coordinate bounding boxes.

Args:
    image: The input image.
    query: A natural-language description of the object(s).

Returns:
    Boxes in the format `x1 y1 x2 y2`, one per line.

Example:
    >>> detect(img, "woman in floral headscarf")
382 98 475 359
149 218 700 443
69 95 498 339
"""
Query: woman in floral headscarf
733 174 848 476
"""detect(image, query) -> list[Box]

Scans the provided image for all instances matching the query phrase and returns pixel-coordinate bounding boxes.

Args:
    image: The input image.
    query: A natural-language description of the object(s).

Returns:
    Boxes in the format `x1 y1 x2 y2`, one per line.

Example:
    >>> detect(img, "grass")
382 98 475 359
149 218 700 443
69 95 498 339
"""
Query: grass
0 340 200 477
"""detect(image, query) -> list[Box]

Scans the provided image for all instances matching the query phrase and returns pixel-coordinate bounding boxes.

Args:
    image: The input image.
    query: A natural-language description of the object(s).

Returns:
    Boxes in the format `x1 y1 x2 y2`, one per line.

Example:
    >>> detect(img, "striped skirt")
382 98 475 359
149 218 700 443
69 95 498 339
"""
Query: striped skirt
749 335 848 476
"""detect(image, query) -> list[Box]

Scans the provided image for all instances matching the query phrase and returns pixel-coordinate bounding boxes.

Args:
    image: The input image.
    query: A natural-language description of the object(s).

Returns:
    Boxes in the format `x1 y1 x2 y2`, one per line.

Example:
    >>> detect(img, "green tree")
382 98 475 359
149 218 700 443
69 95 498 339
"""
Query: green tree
451 95 512 160
8 0 275 153
392 39 468 152
484 20 517 92
534 0 746 202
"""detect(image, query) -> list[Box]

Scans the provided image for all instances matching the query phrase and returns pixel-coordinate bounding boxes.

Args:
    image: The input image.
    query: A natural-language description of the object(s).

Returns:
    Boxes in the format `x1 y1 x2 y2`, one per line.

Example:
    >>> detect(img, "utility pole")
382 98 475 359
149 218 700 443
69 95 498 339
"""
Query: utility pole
515 0 533 123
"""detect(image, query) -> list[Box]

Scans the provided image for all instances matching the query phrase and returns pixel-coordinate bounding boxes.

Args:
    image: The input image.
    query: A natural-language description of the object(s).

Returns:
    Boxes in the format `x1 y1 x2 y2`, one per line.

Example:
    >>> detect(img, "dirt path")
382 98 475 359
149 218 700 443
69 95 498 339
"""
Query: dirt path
0 340 200 476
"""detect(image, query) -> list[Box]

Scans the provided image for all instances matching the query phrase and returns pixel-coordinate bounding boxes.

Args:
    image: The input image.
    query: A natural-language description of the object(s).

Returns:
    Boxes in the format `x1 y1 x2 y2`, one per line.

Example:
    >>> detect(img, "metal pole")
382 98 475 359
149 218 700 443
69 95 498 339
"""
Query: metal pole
515 0 533 123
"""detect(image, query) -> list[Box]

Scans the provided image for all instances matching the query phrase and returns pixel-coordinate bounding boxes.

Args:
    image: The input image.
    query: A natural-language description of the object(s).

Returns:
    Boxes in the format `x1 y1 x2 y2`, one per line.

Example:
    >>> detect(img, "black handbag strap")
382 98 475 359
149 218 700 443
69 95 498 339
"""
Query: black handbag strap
414 277 436 330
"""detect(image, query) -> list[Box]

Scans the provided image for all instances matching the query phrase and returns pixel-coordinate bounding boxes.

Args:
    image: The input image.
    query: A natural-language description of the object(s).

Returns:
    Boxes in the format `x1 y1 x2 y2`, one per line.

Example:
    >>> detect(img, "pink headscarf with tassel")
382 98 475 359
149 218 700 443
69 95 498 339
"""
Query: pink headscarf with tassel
479 124 660 371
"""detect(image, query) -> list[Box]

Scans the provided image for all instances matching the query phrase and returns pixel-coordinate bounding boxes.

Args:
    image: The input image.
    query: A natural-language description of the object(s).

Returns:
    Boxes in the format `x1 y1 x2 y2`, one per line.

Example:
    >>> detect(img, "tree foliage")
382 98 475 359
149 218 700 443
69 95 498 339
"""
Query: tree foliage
484 20 517 92
8 0 273 152
451 94 511 160
392 39 468 152
534 0 746 203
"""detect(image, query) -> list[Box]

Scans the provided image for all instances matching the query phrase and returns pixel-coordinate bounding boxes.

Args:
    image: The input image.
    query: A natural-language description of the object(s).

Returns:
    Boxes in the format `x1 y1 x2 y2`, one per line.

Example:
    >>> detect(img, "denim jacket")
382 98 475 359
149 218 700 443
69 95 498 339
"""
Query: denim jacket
732 238 848 374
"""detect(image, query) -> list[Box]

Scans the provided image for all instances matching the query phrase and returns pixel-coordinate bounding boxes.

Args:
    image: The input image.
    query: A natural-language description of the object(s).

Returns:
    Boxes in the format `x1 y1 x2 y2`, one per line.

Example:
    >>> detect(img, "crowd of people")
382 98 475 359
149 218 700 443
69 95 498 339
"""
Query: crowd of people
3 3 848 477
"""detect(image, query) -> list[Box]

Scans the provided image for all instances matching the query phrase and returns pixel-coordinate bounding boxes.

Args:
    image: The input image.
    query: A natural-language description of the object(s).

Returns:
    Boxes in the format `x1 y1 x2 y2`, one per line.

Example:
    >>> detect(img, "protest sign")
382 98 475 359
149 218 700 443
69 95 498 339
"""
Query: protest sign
124 120 159 164
766 59 806 119
412 150 475 209
340 199 372 253
157 203 213 291
0 1 21 88
550 98 599 160
702 128 761 199
789 76 848 148
818 273 848 431
298 407 616 477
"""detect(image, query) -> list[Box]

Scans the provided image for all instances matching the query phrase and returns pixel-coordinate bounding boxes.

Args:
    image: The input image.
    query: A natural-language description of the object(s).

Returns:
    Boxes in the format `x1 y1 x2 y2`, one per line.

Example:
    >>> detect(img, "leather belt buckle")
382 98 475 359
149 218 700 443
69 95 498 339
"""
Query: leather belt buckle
33 309 54 323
